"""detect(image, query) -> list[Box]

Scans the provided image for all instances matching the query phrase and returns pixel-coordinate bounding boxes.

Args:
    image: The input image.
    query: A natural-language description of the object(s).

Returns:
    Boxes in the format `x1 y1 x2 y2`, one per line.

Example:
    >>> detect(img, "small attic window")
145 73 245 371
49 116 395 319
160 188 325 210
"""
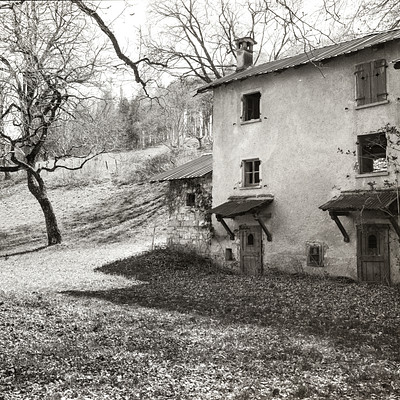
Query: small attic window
242 92 261 122
186 193 196 207
307 243 324 267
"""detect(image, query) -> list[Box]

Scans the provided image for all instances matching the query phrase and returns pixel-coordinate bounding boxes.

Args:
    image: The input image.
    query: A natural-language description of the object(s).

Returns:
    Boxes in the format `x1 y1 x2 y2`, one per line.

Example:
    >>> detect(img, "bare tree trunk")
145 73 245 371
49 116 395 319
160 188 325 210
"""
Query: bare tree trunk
4 171 10 180
26 170 62 245
196 136 203 150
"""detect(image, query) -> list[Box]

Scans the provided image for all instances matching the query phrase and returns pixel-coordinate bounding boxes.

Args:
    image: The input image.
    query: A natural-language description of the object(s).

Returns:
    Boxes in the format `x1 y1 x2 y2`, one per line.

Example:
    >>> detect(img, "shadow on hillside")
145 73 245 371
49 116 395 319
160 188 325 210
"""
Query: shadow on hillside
63 275 400 361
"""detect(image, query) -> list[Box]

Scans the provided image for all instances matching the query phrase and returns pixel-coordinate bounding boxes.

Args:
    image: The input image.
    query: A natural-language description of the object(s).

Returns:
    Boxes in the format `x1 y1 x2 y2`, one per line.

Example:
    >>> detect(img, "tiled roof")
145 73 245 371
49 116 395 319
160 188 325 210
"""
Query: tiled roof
209 197 274 218
198 29 400 93
319 190 399 212
150 154 212 182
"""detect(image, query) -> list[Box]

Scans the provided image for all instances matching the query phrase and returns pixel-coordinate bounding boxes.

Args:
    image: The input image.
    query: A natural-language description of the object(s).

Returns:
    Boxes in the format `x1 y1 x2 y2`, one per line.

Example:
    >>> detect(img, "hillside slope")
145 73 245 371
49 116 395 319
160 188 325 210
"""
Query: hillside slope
0 147 177 257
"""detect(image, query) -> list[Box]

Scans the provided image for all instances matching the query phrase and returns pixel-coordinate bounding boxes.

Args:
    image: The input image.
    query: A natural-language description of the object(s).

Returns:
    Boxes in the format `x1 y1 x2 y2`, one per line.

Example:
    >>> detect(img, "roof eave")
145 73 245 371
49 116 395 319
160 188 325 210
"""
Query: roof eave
197 29 400 94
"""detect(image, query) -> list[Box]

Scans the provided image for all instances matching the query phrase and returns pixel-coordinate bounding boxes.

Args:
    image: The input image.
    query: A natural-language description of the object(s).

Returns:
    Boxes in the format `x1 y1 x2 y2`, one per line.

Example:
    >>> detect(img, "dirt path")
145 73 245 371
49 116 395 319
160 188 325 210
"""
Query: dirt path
0 239 166 295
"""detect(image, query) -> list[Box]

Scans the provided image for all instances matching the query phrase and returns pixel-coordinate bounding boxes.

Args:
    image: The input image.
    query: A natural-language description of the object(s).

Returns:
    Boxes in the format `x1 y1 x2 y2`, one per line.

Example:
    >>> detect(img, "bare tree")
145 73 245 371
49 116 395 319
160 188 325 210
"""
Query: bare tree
350 0 400 30
0 1 107 245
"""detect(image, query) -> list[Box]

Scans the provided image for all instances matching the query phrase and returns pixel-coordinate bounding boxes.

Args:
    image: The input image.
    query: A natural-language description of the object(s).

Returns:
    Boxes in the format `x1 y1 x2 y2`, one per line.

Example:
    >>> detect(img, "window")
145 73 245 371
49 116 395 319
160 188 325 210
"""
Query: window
355 59 387 107
307 243 324 267
242 92 261 121
358 133 387 174
368 234 378 255
186 193 196 207
243 159 261 187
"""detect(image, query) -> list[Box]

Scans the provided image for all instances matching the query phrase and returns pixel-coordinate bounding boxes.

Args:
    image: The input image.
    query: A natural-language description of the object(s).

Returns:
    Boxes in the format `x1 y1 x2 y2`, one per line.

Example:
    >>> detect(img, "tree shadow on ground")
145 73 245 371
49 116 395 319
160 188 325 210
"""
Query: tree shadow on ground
63 271 400 362
0 243 47 258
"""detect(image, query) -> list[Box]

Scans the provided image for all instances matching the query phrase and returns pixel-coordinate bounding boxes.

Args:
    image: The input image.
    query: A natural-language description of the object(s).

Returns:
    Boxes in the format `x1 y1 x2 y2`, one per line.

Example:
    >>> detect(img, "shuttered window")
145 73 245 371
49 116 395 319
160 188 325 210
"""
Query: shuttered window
355 59 387 106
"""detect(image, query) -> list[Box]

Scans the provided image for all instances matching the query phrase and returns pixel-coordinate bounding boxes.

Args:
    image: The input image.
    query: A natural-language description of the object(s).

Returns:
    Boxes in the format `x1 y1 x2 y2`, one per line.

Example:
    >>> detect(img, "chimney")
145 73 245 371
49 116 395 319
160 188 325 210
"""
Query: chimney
235 37 257 72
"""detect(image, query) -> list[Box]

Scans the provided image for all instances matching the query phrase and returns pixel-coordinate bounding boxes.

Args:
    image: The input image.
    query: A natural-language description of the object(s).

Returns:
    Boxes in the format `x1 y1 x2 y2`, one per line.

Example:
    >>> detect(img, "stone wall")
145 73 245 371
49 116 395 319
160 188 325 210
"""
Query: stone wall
166 177 212 255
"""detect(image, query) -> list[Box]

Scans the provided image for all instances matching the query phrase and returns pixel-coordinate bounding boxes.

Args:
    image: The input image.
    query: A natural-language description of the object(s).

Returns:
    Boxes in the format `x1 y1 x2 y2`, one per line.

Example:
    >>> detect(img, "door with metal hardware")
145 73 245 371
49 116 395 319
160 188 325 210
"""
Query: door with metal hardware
239 226 262 275
357 225 390 284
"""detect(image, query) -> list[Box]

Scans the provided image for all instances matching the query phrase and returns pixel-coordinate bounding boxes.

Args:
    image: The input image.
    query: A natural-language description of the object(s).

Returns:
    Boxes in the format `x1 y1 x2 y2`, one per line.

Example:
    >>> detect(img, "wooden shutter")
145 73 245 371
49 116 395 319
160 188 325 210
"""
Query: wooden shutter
372 59 387 102
355 62 370 106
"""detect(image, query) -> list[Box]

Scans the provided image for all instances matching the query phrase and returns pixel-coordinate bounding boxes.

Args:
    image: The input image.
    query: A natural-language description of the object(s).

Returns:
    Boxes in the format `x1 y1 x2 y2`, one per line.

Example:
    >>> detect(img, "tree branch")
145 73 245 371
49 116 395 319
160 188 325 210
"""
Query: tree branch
71 0 166 95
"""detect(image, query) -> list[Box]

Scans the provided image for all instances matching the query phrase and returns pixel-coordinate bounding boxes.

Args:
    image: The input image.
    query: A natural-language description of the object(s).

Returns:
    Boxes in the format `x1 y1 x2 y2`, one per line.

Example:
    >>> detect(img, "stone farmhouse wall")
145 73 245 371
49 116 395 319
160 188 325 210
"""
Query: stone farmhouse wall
166 177 212 255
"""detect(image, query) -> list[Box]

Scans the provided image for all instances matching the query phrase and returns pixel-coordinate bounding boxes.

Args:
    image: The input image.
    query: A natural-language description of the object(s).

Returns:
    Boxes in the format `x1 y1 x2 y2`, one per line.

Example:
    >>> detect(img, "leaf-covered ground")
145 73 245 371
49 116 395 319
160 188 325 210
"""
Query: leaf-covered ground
1 247 400 399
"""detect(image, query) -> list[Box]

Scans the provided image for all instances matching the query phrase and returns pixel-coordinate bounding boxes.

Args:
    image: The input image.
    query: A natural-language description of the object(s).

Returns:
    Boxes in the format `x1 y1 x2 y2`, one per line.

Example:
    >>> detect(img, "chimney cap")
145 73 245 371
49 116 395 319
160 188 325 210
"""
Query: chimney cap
235 37 257 46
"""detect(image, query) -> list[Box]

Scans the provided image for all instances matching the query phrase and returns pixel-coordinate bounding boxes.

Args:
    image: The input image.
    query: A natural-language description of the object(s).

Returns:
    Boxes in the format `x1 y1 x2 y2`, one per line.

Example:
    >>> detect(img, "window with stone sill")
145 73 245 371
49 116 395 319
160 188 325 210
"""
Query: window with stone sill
242 159 261 187
241 92 261 122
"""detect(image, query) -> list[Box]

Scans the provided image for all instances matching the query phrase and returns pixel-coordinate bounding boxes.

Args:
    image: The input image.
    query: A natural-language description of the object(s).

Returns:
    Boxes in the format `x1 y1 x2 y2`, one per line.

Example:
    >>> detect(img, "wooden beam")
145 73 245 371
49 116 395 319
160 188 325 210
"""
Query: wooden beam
254 214 272 241
216 215 235 240
388 215 400 239
329 212 350 242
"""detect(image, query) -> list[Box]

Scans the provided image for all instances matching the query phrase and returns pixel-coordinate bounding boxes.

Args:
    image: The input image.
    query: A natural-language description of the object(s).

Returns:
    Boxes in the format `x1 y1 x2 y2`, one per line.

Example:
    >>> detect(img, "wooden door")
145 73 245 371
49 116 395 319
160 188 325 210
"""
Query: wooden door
240 226 262 275
357 225 390 284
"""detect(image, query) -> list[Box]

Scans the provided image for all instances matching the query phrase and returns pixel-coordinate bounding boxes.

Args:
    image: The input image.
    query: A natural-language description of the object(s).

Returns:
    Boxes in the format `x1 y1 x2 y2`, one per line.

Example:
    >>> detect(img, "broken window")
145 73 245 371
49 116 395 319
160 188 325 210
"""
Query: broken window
242 92 261 121
368 234 378 255
243 159 261 187
186 193 196 207
355 59 387 106
307 243 323 267
358 133 387 174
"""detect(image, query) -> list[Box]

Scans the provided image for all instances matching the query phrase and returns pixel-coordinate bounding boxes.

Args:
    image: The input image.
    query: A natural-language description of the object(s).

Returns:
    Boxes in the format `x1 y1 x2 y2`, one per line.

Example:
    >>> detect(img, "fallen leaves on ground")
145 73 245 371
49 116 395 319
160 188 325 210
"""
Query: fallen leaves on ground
1 247 400 399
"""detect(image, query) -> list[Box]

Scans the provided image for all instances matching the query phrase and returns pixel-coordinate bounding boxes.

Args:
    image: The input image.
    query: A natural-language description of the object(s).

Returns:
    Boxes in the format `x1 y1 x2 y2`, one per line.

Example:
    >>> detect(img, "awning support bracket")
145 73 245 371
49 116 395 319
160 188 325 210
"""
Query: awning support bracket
329 212 350 242
254 213 272 241
216 214 235 240
388 214 400 239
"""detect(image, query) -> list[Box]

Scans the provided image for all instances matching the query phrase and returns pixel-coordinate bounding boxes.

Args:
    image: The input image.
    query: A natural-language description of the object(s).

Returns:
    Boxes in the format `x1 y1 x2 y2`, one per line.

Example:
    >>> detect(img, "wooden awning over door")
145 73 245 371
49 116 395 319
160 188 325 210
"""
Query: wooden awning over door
320 190 400 241
209 197 274 240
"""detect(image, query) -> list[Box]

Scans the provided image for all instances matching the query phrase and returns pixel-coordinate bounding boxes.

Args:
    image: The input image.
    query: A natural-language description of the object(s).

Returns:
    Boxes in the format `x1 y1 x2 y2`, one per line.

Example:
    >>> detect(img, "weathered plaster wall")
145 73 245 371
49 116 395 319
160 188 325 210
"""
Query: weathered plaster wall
167 177 212 255
211 41 400 282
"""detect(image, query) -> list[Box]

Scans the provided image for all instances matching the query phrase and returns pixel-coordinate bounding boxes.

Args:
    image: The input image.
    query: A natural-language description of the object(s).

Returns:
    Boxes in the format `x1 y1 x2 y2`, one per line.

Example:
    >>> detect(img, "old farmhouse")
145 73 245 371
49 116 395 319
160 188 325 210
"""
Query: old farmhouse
198 29 400 284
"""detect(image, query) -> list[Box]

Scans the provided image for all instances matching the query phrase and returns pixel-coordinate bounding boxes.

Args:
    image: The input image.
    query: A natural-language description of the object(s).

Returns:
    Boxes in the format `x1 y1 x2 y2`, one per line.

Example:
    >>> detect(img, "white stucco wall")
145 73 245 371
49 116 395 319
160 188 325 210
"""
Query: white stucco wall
211 41 400 282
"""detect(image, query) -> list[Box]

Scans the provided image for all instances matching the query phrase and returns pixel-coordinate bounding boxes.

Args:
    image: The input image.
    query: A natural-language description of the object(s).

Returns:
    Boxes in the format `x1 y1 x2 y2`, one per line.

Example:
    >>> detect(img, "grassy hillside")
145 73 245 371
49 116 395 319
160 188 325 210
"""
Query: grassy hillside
0 146 201 256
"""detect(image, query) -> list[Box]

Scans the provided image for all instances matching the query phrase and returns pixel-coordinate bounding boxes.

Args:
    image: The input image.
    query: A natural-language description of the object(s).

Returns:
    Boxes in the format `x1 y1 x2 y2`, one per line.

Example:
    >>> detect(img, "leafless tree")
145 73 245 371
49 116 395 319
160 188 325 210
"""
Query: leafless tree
350 0 400 30
0 1 107 245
